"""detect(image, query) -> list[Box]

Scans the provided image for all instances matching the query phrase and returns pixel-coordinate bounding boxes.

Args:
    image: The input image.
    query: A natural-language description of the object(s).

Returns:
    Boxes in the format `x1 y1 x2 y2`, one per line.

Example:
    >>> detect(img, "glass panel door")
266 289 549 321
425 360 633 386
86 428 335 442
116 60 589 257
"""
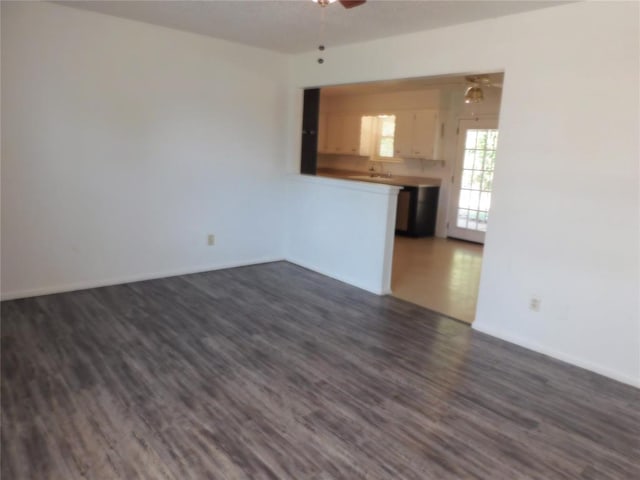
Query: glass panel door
448 118 499 243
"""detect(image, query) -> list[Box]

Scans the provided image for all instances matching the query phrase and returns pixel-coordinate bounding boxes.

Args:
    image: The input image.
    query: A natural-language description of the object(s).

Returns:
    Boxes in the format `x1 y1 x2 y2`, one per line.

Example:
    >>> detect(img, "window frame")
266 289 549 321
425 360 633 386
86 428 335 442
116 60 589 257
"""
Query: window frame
368 114 403 163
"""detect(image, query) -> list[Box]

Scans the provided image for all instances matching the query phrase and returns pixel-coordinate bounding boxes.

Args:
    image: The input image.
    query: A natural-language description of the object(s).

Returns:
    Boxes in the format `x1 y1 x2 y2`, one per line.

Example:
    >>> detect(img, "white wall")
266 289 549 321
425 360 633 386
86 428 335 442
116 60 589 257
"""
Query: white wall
1 2 288 298
286 2 640 386
321 88 443 114
3 1 639 387
285 175 399 295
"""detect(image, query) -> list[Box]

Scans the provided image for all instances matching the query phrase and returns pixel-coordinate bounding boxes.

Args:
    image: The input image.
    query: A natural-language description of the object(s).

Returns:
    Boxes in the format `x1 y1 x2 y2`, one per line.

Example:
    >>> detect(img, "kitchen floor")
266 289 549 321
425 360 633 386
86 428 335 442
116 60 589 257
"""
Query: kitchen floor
391 236 483 324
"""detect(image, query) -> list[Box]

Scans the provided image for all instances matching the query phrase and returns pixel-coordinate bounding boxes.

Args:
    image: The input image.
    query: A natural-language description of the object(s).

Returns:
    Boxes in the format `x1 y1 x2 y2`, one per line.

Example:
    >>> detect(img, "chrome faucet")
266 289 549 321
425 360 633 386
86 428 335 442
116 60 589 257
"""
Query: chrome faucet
368 163 392 178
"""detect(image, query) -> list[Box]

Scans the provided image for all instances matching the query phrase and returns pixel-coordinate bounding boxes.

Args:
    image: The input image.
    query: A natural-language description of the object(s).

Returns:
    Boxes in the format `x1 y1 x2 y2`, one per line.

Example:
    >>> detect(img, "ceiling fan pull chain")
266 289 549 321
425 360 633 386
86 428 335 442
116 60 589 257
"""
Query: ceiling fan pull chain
318 6 326 64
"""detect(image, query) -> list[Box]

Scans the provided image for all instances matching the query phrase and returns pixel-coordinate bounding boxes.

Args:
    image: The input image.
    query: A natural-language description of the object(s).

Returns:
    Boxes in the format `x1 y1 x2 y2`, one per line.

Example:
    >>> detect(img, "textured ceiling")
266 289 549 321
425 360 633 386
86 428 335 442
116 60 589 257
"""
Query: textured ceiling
57 1 569 54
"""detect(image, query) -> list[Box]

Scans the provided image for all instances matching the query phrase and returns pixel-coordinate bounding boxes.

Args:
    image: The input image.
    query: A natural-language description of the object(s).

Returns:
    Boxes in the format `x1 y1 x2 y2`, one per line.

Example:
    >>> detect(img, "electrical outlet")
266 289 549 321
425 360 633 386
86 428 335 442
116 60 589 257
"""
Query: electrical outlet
529 297 541 312
207 234 215 246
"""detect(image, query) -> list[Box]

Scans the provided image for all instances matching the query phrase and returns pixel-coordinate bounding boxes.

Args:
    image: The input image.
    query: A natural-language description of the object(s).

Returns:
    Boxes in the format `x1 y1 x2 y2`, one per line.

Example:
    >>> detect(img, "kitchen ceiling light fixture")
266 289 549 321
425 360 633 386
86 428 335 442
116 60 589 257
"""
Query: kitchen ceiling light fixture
312 0 337 6
463 75 502 103
464 85 484 104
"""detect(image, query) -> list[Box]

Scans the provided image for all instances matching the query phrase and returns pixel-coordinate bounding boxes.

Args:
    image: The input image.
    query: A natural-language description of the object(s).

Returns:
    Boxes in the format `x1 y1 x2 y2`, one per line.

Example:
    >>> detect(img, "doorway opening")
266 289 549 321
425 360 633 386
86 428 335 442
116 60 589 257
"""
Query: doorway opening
390 77 502 323
305 71 503 323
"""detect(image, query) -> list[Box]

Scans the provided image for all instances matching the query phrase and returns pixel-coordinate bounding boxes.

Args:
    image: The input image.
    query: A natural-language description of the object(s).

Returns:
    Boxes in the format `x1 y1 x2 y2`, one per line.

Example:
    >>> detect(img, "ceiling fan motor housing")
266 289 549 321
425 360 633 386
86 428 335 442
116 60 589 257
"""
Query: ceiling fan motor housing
313 0 367 8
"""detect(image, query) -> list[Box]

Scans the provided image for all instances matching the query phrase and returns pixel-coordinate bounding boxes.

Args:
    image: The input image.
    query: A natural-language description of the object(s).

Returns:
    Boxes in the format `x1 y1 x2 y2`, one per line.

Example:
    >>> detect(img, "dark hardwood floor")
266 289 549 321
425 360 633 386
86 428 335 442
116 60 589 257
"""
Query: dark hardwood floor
2 261 639 479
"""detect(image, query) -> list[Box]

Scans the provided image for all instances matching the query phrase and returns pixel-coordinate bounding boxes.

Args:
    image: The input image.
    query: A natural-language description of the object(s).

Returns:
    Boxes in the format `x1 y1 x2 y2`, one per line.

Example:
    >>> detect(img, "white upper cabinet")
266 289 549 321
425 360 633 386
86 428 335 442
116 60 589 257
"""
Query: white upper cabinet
393 110 441 160
321 113 370 156
412 110 439 158
393 111 414 158
317 113 328 153
341 114 362 155
319 109 441 160
325 114 343 153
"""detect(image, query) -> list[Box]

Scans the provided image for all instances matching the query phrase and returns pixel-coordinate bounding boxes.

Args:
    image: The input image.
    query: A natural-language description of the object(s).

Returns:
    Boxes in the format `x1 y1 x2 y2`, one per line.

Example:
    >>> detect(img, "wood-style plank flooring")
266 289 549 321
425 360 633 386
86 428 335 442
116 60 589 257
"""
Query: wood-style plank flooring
392 237 483 324
2 261 639 479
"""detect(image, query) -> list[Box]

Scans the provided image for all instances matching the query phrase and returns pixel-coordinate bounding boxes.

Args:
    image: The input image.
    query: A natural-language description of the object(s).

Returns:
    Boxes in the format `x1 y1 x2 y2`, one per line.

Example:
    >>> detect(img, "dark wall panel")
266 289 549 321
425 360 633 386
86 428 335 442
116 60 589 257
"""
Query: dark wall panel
300 88 320 175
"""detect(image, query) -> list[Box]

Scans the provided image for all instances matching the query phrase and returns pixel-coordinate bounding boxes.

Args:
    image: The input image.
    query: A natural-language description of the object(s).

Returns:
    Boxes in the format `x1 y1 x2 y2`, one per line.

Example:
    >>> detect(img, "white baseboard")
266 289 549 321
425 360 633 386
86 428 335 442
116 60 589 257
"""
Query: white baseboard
8 259 635 390
285 257 385 295
0 256 285 301
472 323 640 388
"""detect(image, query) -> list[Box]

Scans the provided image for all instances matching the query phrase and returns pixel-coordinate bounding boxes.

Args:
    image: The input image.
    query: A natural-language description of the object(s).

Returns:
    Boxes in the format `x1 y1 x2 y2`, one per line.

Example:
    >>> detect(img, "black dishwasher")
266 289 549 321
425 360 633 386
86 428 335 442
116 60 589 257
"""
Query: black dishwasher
395 186 439 237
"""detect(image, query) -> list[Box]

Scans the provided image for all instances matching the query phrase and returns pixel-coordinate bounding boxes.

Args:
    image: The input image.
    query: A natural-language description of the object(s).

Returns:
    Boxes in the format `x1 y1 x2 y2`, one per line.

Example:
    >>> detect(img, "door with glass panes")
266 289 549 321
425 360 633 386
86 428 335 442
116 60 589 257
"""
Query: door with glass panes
448 118 499 243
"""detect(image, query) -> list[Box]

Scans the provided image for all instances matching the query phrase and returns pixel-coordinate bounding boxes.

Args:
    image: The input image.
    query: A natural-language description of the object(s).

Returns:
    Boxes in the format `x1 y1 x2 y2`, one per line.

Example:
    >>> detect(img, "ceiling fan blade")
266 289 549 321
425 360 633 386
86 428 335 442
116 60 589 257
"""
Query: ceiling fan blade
339 0 367 8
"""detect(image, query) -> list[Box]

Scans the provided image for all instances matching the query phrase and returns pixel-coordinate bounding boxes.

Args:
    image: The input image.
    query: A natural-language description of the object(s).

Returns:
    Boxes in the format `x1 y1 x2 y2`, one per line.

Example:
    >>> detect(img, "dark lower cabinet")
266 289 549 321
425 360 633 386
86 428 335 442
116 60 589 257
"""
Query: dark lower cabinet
395 186 439 237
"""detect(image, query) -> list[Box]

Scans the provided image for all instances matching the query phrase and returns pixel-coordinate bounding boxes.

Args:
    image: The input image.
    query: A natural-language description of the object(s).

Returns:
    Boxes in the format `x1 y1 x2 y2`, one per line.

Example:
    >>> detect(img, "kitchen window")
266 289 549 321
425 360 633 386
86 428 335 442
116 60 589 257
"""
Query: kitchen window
377 115 396 158
364 114 401 163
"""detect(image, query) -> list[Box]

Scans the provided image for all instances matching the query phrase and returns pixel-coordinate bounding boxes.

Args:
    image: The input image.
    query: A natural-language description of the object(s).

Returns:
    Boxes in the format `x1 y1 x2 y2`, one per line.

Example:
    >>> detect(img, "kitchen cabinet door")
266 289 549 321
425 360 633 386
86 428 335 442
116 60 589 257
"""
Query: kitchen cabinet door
393 111 414 158
324 114 366 156
341 114 362 155
317 113 328 153
393 110 441 160
326 114 343 153
359 116 374 157
412 110 439 159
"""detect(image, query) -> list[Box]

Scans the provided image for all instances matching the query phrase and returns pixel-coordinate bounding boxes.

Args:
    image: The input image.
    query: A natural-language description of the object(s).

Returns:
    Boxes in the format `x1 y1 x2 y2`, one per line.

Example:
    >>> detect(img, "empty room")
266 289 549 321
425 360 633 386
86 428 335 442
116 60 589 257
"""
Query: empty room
1 1 639 479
